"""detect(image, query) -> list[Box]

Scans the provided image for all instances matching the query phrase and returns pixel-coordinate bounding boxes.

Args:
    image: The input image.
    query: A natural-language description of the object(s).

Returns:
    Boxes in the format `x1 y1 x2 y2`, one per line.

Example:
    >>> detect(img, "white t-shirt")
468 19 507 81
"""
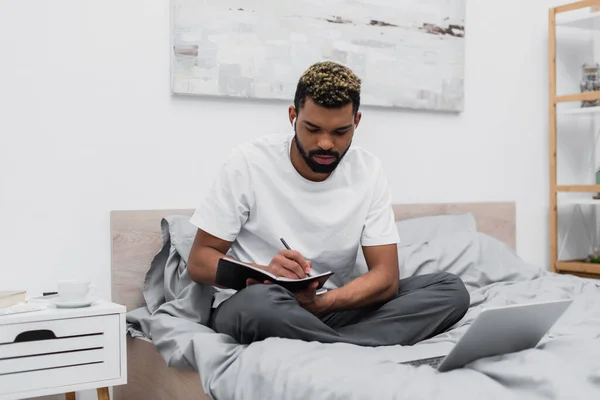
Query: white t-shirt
190 133 400 307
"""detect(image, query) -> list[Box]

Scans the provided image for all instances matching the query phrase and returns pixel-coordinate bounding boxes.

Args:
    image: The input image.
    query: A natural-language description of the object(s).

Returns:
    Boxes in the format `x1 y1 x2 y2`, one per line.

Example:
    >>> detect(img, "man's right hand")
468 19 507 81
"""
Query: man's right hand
246 250 312 286
267 249 312 279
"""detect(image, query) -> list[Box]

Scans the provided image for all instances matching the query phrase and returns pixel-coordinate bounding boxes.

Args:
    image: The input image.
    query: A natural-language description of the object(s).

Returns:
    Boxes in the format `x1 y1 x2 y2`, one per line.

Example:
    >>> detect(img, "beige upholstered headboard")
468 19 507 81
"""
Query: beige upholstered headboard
111 202 516 311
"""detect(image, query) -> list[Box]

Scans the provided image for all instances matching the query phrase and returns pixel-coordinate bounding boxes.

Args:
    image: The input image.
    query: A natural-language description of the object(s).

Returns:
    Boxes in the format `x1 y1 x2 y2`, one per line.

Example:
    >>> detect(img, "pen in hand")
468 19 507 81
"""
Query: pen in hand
280 237 312 278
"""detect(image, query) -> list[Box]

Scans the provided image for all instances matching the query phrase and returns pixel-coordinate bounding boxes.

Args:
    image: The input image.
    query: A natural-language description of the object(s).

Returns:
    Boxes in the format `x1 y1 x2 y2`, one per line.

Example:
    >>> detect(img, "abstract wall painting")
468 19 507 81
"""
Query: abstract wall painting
171 0 466 112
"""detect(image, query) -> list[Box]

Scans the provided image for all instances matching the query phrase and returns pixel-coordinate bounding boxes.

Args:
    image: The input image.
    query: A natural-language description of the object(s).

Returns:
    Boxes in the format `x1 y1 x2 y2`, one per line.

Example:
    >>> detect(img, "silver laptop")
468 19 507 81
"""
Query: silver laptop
397 299 573 372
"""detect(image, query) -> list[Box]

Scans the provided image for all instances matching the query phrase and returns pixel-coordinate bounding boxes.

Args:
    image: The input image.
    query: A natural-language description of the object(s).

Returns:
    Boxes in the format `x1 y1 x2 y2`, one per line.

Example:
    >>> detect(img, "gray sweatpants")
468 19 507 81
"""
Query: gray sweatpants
209 272 470 347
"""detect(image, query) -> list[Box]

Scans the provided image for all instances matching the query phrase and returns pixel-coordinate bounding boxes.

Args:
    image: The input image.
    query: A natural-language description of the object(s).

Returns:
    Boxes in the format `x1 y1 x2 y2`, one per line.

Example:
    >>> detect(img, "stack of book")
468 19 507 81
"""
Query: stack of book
0 290 46 316
0 290 26 308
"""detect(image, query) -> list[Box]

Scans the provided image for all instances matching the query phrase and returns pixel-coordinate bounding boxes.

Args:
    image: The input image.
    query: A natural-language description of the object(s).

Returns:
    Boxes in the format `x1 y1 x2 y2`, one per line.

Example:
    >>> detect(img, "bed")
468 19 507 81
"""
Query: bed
111 202 600 400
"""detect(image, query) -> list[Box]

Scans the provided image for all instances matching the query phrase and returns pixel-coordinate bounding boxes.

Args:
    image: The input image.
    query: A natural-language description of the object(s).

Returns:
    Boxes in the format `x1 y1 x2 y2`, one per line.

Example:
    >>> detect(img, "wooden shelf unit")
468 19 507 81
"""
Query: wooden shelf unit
556 90 600 102
556 260 600 274
556 185 600 192
549 1 600 277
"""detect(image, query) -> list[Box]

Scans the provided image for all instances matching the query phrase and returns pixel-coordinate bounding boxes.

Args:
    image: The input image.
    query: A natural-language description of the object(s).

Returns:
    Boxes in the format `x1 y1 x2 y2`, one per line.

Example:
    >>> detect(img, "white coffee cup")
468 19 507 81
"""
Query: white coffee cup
57 280 95 302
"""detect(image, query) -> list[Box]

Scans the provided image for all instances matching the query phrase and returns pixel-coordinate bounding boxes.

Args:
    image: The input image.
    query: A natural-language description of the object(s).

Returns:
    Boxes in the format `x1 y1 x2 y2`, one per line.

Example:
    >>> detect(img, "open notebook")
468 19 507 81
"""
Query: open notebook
215 258 333 292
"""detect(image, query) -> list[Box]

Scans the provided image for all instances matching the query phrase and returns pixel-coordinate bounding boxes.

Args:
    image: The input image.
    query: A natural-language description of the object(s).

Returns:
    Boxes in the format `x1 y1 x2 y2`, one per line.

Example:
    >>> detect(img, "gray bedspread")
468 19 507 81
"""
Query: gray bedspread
126 216 600 400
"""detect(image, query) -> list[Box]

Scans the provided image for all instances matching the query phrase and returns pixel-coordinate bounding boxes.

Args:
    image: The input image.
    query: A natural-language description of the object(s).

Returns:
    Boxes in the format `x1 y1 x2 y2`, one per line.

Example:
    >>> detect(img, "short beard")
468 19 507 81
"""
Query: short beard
293 129 351 174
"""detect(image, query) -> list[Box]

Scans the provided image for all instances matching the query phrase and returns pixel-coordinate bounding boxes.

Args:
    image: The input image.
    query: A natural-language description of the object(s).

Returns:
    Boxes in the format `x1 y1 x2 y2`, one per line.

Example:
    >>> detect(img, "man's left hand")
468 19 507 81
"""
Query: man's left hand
295 281 319 306
297 284 335 315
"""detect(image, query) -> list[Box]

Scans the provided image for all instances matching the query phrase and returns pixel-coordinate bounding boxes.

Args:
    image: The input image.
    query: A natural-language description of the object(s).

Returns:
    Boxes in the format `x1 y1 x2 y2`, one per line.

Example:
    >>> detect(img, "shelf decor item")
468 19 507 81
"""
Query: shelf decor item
580 63 600 107
587 246 600 263
595 168 600 200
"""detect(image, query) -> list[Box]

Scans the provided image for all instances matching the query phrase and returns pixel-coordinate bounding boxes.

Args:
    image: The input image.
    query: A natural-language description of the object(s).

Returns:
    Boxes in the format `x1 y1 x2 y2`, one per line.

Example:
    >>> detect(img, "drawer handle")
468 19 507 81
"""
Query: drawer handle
14 329 57 343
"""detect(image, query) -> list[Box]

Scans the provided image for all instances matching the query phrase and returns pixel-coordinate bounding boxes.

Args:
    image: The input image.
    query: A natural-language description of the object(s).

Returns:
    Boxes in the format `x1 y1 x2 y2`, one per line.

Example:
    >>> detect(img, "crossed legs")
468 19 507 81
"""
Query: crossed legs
210 272 470 347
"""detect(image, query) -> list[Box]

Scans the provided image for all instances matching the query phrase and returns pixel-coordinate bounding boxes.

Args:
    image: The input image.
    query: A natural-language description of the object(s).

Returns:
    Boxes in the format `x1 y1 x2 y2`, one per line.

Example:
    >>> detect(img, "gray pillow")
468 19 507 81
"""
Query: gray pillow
352 213 478 279
395 213 477 247
398 232 543 288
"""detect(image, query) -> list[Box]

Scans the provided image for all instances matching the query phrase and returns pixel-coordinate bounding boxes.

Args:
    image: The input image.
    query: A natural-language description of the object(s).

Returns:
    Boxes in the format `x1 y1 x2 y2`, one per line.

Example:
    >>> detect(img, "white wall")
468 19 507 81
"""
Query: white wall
0 0 572 302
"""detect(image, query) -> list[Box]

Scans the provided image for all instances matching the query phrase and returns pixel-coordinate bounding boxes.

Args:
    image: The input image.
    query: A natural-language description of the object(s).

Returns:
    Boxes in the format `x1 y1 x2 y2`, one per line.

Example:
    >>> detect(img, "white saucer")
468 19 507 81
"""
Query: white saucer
52 296 97 309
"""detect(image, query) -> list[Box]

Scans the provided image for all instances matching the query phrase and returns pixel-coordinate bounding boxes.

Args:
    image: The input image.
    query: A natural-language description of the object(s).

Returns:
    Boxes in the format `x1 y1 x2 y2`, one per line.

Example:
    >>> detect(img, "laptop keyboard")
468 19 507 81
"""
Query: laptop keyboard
403 356 445 369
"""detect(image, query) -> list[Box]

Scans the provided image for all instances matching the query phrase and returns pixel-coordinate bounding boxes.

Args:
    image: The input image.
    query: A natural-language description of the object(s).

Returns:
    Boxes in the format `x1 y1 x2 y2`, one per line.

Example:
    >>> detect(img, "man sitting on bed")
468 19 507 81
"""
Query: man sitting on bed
187 61 470 347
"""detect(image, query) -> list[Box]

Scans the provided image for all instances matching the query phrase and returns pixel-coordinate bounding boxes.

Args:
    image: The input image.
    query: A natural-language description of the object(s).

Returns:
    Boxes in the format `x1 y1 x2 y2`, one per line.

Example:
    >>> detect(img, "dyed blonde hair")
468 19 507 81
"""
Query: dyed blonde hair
294 61 362 114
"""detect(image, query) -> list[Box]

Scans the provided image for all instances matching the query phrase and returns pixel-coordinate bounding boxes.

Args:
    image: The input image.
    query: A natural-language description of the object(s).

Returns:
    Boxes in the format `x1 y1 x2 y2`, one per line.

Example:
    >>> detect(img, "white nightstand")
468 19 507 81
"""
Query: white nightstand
0 300 127 400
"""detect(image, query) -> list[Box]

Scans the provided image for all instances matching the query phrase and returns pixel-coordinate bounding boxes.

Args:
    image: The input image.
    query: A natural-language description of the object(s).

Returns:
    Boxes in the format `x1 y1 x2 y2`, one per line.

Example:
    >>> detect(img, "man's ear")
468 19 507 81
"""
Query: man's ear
288 106 298 126
354 111 362 130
